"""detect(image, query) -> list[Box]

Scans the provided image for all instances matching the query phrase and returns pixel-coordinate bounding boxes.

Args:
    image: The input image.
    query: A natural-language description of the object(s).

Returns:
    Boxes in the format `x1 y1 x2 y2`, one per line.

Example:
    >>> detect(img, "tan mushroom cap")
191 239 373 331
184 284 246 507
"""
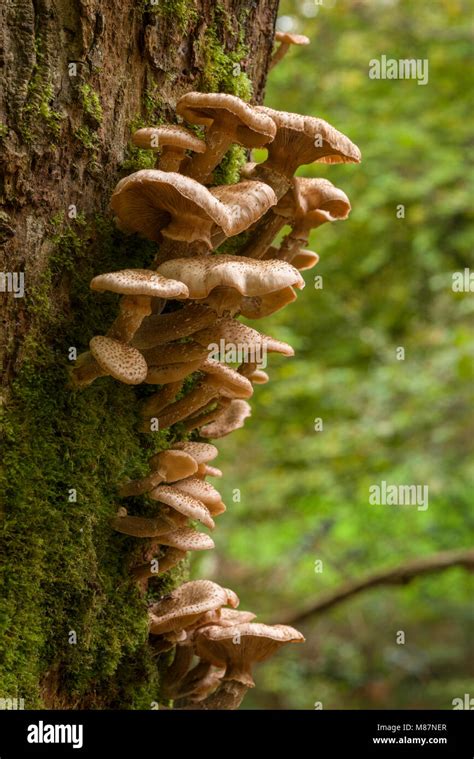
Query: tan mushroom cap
145 360 204 385
277 177 351 225
89 335 148 385
197 463 223 479
239 286 298 319
90 269 189 299
249 369 269 384
256 106 361 174
193 315 294 357
157 527 215 553
132 303 216 350
176 92 277 147
173 477 223 508
150 484 215 530
149 449 198 481
132 125 205 154
157 255 305 299
110 169 234 245
274 31 310 45
200 399 252 439
149 580 238 635
111 511 183 538
210 181 277 236
201 359 254 399
195 623 305 687
142 341 208 367
289 248 320 271
172 441 219 464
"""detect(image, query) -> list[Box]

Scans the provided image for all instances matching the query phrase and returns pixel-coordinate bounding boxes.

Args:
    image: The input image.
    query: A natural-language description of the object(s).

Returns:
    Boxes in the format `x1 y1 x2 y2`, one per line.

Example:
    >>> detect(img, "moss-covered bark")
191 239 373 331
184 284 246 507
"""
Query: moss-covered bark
0 0 279 708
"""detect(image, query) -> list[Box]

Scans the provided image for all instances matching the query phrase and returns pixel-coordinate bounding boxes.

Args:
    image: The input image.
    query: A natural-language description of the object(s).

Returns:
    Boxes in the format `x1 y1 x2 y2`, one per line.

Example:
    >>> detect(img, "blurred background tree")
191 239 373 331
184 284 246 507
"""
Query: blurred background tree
193 0 474 709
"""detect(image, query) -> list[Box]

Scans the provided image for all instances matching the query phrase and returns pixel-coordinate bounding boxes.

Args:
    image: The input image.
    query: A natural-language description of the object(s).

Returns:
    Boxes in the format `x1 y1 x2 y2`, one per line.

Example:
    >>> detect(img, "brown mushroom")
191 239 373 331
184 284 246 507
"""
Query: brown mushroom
119 448 198 497
200 399 252 439
132 303 215 350
78 336 148 386
132 125 206 171
148 580 239 635
149 484 215 530
176 92 277 183
270 31 310 70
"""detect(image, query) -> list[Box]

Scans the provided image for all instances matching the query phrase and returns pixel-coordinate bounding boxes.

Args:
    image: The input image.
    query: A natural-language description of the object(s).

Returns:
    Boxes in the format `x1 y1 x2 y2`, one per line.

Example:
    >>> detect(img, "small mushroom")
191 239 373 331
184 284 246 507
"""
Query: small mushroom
171 477 224 511
176 92 277 183
195 622 305 688
131 546 187 582
200 399 252 439
239 286 298 319
111 509 186 538
149 484 215 530
119 449 198 497
270 31 310 70
139 379 184 423
132 125 206 171
156 360 253 429
148 580 239 635
172 441 219 464
82 336 148 385
132 303 215 350
192 315 294 359
156 527 215 553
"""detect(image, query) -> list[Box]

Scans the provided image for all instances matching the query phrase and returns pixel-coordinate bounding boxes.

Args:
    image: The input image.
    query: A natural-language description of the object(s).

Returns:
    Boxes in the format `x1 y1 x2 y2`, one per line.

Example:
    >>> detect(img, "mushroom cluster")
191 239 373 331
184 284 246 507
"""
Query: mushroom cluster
71 35 360 708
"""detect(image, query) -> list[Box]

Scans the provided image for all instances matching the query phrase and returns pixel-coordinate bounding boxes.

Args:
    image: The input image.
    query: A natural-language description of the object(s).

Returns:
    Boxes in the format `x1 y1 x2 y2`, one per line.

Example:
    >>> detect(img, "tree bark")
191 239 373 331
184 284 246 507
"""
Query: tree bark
0 0 279 709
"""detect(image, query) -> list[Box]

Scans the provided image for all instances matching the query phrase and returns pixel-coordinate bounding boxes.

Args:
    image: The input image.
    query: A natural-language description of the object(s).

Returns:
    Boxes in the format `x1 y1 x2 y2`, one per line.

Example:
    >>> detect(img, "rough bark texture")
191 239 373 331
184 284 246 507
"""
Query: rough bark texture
0 0 279 709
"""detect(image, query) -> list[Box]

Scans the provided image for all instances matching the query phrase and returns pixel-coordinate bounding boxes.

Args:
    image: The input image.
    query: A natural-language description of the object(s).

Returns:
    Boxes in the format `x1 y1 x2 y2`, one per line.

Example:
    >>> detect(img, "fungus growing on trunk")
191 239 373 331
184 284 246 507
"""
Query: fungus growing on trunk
200 399 252 439
176 92 277 183
132 125 206 171
149 485 215 530
148 580 239 635
270 31 310 70
81 336 148 385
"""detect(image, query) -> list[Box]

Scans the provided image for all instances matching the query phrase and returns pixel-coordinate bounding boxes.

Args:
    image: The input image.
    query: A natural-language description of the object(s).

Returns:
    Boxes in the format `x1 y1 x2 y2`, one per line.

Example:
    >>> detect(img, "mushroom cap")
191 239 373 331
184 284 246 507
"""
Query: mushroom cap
90 269 189 299
89 336 148 385
172 441 219 464
195 623 305 687
149 580 238 635
142 341 208 367
132 125 206 154
176 92 277 148
145 360 204 385
275 31 310 46
201 359 254 399
150 484 215 530
110 169 234 243
256 106 361 169
158 527 215 553
291 248 320 271
210 181 277 236
249 369 269 384
277 177 351 223
148 449 198 481
157 255 305 299
132 303 216 350
172 477 223 507
200 399 252 438
193 315 294 357
239 286 298 319
197 463 223 479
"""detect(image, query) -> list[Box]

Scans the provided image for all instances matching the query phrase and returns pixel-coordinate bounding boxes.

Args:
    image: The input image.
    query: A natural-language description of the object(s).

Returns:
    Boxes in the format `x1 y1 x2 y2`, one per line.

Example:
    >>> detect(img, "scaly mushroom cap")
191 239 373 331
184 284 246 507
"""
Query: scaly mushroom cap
89 336 148 385
256 106 361 175
200 399 252 439
150 484 215 530
210 181 277 236
157 255 305 299
110 169 233 245
90 269 189 299
201 359 254 399
132 125 205 155
172 441 219 464
176 92 277 148
274 31 310 46
172 477 223 508
157 527 215 553
149 580 238 635
195 623 305 687
192 315 294 357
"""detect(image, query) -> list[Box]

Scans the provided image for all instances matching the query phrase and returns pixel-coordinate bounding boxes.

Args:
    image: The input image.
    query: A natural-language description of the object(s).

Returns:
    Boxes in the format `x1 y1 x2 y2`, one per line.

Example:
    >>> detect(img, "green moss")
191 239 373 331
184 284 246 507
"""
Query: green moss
78 84 103 125
20 38 63 143
146 0 198 33
0 122 8 139
0 214 185 707
74 125 100 153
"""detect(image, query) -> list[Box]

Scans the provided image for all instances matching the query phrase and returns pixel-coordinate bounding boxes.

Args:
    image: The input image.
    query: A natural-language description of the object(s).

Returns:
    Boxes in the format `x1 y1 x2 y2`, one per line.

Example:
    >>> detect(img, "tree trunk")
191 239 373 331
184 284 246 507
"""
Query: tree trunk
0 0 279 709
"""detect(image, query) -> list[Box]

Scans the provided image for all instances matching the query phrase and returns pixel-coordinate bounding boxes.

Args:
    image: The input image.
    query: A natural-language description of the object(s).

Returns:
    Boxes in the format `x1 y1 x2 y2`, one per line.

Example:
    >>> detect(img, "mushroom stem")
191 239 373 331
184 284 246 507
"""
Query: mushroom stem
70 351 107 387
269 42 290 70
140 380 184 421
183 398 231 434
177 679 248 710
157 381 219 429
132 303 216 350
156 152 182 172
182 123 232 184
107 295 153 342
237 210 288 259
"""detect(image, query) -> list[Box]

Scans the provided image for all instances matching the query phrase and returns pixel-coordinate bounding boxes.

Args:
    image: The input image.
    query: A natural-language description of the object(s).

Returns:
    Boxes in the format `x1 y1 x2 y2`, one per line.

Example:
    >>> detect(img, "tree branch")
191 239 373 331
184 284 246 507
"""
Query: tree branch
275 548 474 626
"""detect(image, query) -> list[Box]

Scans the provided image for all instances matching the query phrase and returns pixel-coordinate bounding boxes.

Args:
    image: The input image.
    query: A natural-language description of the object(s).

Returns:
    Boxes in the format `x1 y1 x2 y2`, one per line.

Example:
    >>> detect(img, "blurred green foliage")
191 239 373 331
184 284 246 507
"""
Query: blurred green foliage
193 0 474 709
